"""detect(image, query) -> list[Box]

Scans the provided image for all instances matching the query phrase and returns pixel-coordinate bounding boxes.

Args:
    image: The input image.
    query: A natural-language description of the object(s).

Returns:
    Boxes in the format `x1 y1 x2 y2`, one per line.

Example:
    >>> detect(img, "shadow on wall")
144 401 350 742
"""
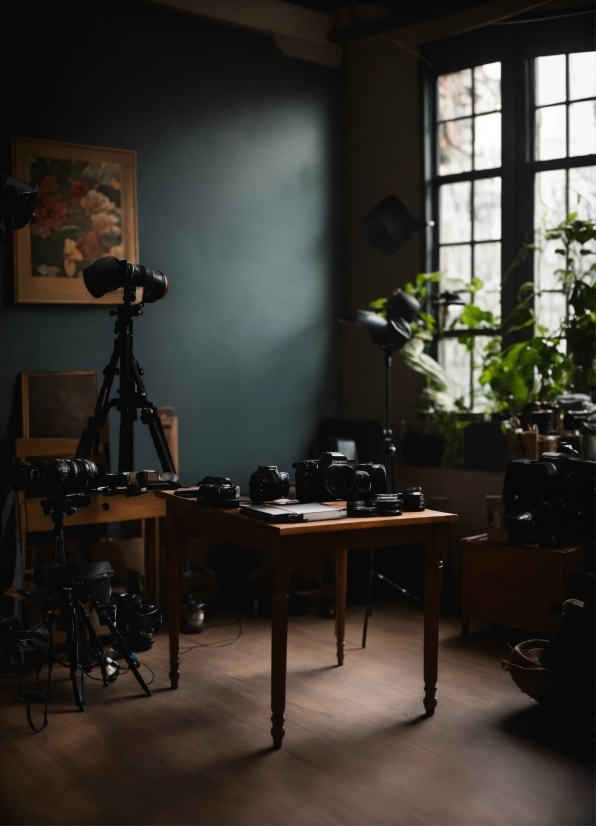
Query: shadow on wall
1 0 344 489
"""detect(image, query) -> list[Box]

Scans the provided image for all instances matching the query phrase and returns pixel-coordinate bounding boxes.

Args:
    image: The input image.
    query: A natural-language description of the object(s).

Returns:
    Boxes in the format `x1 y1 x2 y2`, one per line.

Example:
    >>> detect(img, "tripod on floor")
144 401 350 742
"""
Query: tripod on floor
21 493 151 729
76 295 175 473
361 548 422 649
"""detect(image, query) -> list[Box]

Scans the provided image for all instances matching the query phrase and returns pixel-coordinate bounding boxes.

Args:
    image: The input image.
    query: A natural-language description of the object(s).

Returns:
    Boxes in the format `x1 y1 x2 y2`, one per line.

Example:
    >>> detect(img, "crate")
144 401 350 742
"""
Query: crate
461 534 594 635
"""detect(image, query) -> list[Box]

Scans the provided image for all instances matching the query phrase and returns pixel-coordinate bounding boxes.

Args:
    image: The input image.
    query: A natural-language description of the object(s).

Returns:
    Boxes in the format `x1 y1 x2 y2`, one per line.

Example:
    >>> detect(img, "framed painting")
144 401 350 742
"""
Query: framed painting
12 136 138 304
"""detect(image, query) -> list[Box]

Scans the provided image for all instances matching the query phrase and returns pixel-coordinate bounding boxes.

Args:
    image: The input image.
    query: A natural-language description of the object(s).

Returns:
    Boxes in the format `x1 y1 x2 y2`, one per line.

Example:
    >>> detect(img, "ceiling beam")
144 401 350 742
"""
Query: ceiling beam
142 0 344 67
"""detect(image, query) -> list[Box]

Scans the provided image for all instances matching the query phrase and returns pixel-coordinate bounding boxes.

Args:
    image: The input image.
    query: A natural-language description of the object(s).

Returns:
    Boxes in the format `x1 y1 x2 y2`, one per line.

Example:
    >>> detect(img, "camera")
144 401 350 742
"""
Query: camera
503 443 595 546
8 458 99 495
196 476 240 508
249 466 290 502
292 452 386 503
397 487 425 512
83 256 168 303
112 593 162 652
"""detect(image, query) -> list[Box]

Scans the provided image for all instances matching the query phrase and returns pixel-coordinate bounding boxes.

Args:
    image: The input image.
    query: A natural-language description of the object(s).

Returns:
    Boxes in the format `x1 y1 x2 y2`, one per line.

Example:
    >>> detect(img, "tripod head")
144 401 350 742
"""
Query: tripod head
39 492 91 565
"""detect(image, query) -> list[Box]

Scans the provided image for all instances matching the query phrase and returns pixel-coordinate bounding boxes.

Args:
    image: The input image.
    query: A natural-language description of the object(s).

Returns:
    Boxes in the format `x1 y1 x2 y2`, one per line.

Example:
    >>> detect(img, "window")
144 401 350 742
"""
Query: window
435 62 502 408
533 52 596 334
425 25 596 410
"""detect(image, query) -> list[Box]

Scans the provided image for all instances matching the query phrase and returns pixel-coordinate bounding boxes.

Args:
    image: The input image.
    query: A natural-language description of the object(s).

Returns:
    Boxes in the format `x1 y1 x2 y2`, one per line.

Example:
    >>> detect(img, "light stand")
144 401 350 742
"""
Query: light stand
76 293 175 474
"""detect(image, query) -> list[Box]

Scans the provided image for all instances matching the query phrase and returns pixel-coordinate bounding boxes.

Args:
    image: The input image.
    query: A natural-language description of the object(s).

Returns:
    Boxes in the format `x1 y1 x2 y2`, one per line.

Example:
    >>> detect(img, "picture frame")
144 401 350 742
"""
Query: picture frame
12 136 139 304
21 370 98 439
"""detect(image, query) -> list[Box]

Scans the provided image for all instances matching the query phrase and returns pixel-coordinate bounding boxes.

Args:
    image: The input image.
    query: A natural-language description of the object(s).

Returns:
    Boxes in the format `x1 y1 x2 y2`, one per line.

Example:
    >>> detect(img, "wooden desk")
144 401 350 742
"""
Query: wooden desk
157 491 457 750
18 492 166 603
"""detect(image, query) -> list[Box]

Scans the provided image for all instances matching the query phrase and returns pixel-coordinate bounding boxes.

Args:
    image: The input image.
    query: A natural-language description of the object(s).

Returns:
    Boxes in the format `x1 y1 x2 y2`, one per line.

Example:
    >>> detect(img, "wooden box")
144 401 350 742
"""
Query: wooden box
461 534 594 635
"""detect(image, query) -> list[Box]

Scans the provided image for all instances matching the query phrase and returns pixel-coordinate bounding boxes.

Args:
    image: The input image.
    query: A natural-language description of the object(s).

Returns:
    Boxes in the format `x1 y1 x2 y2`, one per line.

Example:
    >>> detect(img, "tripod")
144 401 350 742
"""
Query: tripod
361 346 421 649
35 493 151 716
76 297 175 473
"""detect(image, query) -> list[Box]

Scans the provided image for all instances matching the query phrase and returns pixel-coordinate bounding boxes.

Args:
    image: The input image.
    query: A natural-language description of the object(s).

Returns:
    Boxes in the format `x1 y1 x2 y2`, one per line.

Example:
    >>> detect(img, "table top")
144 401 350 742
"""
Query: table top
156 490 457 554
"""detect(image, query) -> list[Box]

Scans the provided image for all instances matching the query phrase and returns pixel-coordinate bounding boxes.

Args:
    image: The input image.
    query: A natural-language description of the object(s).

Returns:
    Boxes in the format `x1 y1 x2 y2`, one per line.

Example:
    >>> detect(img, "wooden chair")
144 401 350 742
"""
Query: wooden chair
14 372 172 602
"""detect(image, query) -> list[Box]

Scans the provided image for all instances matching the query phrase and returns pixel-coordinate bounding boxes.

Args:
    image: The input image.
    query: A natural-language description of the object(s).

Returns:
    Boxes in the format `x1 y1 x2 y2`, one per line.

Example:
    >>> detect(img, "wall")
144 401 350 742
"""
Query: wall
1 0 344 487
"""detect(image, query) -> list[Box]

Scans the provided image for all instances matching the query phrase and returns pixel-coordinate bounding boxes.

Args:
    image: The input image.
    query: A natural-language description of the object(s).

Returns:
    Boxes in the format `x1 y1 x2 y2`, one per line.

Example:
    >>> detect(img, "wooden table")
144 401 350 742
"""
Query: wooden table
156 491 457 749
18 491 166 604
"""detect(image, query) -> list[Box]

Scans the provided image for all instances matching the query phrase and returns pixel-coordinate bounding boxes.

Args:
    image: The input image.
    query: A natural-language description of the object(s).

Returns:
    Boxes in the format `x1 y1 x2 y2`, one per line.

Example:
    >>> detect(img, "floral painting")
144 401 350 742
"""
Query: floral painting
13 137 138 304
30 158 124 278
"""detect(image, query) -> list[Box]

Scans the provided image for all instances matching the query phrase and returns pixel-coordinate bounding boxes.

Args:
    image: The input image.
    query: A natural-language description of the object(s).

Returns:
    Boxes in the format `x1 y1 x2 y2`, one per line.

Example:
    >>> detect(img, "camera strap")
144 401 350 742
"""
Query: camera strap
18 619 54 733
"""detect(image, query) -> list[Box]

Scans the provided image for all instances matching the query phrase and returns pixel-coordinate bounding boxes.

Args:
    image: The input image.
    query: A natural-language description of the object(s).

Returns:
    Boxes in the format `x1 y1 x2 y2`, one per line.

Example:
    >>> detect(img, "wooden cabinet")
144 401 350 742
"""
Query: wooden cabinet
461 534 594 635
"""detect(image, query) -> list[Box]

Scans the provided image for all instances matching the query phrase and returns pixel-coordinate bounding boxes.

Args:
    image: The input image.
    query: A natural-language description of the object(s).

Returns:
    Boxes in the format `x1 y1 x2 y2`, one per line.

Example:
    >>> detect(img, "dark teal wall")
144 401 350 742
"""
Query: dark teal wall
2 0 344 487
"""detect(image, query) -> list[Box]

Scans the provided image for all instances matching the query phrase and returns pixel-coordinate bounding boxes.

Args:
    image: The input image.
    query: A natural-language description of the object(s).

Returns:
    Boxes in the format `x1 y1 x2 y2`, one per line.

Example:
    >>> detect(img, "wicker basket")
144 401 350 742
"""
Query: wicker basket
501 639 585 704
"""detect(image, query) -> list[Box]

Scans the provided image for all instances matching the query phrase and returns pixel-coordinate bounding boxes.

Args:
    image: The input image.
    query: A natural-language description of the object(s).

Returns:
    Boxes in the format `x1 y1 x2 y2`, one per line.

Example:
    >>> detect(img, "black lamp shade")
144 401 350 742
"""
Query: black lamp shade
354 310 412 351
385 290 420 322
361 196 420 256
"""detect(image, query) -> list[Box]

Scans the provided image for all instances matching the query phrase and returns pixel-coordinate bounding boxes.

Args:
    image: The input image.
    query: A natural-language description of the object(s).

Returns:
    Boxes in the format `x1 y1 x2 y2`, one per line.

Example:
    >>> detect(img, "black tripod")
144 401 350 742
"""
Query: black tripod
35 493 151 715
361 345 421 649
76 296 175 473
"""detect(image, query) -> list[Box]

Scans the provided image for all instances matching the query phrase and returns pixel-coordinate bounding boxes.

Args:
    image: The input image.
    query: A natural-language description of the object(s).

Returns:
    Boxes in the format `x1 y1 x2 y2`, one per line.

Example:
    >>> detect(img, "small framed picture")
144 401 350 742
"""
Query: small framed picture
12 136 139 304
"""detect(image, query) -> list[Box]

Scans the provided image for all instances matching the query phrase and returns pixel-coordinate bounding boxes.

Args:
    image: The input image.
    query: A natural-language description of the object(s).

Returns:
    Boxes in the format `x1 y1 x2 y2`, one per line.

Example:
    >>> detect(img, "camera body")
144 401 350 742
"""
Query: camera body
293 452 386 503
112 593 162 652
249 466 290 502
196 476 240 508
503 444 595 546
9 458 99 495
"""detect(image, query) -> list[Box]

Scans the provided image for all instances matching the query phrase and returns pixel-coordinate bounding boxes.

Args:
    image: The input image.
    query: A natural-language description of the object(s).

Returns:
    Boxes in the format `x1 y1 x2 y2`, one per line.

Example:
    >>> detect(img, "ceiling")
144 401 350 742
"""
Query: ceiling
288 0 496 28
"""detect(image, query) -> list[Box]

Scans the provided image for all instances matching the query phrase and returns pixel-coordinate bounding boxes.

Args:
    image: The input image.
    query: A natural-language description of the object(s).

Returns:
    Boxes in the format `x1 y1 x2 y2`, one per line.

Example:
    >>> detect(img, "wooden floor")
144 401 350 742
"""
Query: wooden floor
0 602 593 826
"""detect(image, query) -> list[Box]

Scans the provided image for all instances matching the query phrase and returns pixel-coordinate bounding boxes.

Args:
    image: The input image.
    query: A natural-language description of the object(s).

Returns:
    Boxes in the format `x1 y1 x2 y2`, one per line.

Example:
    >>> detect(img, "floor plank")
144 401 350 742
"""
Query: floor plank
0 603 593 825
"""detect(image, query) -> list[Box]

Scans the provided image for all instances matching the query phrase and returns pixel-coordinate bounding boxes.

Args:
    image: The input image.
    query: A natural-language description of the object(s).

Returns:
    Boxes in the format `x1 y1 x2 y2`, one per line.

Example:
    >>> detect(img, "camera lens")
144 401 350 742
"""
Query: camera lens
323 464 356 498
9 458 98 494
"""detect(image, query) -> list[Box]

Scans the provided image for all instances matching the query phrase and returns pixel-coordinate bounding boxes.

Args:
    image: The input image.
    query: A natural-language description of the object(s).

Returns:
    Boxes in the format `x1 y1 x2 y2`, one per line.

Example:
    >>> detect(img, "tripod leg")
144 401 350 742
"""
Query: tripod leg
77 342 120 459
362 549 375 649
92 601 151 697
141 406 176 474
77 604 108 687
131 356 175 473
65 600 85 711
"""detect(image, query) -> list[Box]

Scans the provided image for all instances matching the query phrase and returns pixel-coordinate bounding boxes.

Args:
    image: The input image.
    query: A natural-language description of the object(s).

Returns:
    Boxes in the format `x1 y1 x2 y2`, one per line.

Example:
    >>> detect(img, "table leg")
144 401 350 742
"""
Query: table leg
166 501 185 690
335 549 347 666
423 523 447 715
271 565 291 749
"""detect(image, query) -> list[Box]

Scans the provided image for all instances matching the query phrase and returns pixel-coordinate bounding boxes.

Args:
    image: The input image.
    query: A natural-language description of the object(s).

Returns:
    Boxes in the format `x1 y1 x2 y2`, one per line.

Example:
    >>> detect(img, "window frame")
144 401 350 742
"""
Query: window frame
421 17 595 407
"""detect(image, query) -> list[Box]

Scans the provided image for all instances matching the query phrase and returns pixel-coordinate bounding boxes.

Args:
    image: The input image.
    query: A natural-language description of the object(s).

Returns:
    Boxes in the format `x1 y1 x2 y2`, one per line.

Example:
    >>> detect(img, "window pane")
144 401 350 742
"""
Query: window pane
474 62 501 114
438 119 472 175
569 165 596 220
474 177 501 241
569 101 596 157
472 336 494 411
440 243 472 283
474 242 501 315
474 112 501 170
536 54 566 106
536 238 563 292
569 51 596 101
439 69 472 120
535 291 566 336
535 169 567 227
439 338 470 407
535 105 566 160
439 182 471 243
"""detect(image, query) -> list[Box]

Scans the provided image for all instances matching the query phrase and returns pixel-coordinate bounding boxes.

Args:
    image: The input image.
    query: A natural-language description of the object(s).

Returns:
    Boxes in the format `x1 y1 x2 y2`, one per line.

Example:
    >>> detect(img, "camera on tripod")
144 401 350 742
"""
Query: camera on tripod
503 443 596 546
292 452 386 503
8 458 99 495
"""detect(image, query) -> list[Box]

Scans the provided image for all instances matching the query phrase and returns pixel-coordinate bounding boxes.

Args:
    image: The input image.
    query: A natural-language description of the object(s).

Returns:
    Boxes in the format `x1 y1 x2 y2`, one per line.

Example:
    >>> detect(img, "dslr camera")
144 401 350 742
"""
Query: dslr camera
292 452 386 503
249 466 290 502
195 476 240 508
503 443 595 546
